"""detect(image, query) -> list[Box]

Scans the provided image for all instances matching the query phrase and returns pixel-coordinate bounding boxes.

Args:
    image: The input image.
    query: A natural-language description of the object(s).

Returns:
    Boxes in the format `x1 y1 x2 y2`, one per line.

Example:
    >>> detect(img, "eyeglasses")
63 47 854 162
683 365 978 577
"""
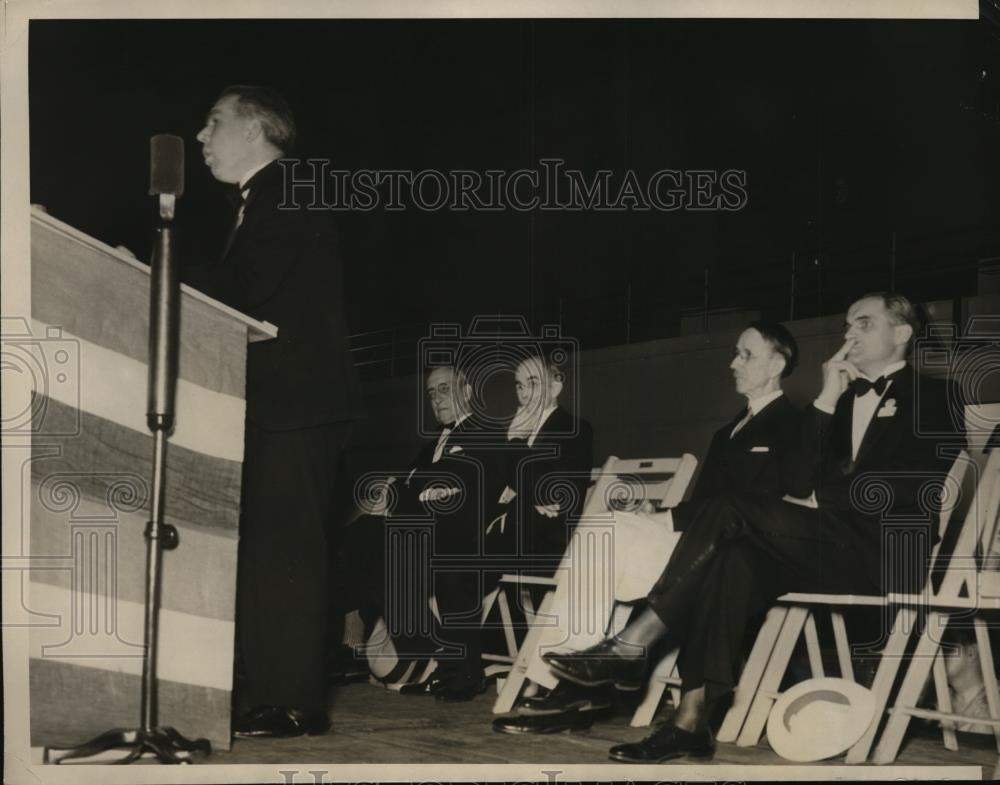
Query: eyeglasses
426 382 452 401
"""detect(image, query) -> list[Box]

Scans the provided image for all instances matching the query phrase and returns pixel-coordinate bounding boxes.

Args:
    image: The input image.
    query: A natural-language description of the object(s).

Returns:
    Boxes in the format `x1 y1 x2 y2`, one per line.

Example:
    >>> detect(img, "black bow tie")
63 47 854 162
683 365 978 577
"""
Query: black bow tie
852 375 889 397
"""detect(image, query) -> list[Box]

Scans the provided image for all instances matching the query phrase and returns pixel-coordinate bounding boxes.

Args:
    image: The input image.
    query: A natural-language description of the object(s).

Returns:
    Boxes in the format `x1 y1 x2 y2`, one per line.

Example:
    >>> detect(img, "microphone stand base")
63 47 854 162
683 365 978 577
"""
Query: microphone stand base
44 726 211 765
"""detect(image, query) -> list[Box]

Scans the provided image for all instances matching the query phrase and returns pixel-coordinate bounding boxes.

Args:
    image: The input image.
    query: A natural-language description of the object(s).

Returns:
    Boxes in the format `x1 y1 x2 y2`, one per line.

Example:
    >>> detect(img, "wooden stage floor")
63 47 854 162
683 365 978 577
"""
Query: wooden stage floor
203 679 996 775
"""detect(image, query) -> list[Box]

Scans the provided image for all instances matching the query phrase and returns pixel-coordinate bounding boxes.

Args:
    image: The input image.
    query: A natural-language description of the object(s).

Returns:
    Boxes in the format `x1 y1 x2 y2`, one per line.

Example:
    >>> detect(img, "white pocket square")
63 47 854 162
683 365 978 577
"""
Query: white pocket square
448 445 463 454
876 406 897 418
750 446 770 453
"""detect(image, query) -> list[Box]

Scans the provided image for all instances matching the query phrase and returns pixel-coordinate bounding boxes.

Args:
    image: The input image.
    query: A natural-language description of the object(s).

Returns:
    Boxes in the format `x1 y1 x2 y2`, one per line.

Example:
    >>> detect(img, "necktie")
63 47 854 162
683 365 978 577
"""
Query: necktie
220 188 250 261
730 408 753 438
852 376 888 397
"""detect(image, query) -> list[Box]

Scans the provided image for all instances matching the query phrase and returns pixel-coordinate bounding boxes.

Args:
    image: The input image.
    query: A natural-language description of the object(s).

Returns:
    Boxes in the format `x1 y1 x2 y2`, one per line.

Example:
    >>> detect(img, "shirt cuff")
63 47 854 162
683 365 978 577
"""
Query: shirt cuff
813 400 835 415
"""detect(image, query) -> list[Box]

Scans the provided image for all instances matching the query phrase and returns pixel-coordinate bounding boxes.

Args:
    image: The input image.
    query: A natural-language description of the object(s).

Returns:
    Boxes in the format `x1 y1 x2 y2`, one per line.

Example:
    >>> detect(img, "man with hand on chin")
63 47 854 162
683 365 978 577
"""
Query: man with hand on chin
543 293 961 764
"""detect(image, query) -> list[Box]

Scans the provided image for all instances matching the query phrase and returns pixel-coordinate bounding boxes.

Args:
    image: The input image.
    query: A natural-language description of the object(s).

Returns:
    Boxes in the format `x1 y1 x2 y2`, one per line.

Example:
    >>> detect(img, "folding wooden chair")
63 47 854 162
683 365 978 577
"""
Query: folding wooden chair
871 444 1000 763
492 454 697 713
717 446 977 763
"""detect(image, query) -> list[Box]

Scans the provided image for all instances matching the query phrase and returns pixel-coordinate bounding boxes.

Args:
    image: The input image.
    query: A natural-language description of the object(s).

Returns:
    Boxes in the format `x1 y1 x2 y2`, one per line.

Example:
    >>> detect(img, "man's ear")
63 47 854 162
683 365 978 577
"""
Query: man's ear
768 354 786 381
893 322 914 349
245 118 263 143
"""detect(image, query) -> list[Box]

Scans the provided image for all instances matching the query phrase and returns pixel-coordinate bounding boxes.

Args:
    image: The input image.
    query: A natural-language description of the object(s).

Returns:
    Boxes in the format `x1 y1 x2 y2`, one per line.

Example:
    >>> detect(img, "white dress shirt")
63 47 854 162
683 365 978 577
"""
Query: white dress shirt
814 360 906 460
432 413 468 463
731 389 784 438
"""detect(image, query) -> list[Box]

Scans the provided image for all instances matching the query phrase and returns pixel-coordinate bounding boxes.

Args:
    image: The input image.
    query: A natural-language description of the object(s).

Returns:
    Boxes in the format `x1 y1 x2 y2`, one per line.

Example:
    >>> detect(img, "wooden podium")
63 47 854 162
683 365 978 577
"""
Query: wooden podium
25 207 275 752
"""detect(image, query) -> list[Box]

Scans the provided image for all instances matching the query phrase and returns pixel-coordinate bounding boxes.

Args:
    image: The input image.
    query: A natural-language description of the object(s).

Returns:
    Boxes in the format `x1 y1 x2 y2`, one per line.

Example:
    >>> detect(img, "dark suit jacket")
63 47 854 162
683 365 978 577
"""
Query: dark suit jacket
184 160 363 430
673 394 807 531
804 366 961 592
506 406 595 559
391 415 510 557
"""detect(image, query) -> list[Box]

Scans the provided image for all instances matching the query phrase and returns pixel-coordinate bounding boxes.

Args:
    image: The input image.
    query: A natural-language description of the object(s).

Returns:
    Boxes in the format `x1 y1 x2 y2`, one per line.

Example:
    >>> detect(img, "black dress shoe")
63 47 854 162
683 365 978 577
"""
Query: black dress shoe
493 708 596 734
434 674 487 702
542 640 646 690
608 724 714 763
233 706 331 738
398 672 454 696
516 681 613 716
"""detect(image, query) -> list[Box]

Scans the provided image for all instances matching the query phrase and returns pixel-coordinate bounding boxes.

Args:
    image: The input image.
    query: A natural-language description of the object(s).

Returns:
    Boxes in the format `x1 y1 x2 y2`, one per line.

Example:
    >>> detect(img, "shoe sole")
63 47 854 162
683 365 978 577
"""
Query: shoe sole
516 700 612 716
494 721 594 735
545 662 642 691
609 750 714 763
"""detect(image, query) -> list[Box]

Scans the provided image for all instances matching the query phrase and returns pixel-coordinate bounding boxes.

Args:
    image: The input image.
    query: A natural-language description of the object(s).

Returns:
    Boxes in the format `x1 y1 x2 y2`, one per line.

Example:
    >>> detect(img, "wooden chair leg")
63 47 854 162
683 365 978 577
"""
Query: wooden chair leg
932 649 959 752
631 647 680 727
718 605 788 743
737 605 808 747
804 611 824 677
846 607 916 764
974 615 1000 754
872 610 943 765
492 589 555 714
831 609 855 682
496 589 519 662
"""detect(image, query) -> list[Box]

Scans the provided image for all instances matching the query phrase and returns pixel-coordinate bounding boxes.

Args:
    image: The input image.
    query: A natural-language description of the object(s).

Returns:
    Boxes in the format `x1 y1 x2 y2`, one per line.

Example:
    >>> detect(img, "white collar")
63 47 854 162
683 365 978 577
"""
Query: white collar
746 389 783 417
858 360 906 382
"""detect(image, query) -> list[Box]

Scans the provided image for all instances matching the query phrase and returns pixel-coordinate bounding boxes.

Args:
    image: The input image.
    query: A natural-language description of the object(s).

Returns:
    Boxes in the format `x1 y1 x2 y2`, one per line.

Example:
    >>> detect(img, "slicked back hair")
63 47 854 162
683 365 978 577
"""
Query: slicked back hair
856 291 926 353
747 320 799 378
218 85 296 154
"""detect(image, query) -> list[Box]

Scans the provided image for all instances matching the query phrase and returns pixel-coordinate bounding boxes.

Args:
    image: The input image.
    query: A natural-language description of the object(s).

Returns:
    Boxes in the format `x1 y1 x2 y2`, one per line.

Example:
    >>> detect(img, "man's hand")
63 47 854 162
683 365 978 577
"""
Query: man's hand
419 486 461 503
498 485 517 504
534 503 561 518
817 338 859 409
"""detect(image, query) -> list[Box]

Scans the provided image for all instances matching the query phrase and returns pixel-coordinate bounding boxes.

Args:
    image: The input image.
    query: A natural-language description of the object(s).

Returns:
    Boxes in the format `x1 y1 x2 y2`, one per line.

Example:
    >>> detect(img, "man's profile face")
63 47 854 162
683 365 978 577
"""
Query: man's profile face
844 297 909 372
196 95 253 184
514 358 559 413
730 328 781 399
426 367 469 427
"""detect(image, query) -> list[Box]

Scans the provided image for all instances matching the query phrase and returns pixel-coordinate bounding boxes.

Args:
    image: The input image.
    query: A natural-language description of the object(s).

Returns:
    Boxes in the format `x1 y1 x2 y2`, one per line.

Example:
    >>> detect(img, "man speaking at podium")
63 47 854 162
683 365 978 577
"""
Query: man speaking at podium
185 85 362 738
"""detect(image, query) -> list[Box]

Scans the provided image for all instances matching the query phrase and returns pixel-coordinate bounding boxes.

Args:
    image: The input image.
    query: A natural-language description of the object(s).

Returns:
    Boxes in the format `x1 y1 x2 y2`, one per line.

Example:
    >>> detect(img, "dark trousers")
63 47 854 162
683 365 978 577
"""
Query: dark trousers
235 419 352 713
647 495 878 706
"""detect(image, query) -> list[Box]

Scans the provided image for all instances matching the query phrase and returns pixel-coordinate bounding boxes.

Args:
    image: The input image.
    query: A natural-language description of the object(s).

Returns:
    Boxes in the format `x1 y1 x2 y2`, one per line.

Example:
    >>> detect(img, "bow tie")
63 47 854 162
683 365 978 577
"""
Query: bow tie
852 375 889 397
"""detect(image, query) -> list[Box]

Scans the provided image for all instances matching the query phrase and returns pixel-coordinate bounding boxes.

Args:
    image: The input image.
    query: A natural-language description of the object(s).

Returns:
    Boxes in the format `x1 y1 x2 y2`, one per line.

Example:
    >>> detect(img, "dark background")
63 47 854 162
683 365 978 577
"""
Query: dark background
29 17 1000 368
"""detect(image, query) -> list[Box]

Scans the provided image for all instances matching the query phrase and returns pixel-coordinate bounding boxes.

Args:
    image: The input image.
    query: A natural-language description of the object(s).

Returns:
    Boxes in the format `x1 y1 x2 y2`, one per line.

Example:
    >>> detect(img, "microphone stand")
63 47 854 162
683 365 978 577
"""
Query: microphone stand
43 193 211 765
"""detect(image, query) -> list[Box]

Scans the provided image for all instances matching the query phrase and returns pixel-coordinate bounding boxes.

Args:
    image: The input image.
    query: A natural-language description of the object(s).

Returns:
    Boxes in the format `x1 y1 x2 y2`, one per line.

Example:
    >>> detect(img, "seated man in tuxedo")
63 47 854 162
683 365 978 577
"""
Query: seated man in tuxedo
340 364 508 701
496 320 808 734
543 293 962 762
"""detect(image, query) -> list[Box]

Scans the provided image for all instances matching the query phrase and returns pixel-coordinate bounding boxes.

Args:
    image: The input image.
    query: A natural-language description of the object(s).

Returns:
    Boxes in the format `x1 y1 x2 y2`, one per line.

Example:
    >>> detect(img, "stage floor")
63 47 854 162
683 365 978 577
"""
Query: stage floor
202 679 996 773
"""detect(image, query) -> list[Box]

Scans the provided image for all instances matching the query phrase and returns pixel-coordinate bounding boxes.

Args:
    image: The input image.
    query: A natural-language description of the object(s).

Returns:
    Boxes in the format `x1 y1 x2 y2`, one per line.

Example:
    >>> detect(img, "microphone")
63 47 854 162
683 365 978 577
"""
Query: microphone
147 133 183 430
149 134 184 221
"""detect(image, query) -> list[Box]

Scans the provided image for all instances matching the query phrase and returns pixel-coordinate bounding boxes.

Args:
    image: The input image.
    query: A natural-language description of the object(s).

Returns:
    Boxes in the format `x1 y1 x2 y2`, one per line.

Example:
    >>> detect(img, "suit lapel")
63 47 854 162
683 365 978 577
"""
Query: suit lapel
853 368 912 469
533 406 570 444
833 392 856 474
220 161 278 264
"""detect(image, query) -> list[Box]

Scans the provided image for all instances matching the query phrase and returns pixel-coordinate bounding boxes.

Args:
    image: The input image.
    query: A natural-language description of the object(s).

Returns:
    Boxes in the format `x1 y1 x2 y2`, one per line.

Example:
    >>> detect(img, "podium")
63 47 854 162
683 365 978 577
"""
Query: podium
23 208 275 752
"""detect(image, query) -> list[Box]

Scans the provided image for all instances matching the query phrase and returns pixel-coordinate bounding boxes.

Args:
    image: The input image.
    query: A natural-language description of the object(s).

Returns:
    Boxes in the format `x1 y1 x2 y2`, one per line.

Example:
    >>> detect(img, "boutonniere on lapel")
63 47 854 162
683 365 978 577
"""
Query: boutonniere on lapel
876 398 897 418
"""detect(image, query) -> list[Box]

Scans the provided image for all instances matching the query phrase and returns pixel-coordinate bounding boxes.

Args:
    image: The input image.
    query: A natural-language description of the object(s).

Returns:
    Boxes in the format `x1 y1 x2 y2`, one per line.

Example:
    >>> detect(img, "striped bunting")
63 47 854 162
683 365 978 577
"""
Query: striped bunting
28 211 262 752
30 658 231 751
32 397 241 533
